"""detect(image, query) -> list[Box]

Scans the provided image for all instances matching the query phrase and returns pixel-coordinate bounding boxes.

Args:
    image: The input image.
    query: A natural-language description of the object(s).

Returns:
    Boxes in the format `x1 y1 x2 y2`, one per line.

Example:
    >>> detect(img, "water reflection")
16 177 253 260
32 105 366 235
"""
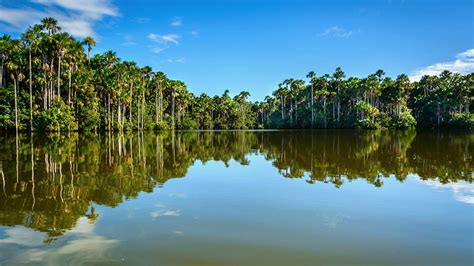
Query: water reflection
0 130 472 240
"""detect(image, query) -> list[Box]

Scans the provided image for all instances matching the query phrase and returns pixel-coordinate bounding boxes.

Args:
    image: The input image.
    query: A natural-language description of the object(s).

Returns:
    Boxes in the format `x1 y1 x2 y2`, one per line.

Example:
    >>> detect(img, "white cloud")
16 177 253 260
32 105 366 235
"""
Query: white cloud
409 49 474 81
414 174 474 205
0 227 46 247
150 46 168 54
148 33 180 44
320 26 354 38
0 0 118 37
121 34 137 47
121 41 137 47
0 217 119 264
150 209 180 218
191 30 199 36
32 0 118 18
0 8 44 31
171 17 182 27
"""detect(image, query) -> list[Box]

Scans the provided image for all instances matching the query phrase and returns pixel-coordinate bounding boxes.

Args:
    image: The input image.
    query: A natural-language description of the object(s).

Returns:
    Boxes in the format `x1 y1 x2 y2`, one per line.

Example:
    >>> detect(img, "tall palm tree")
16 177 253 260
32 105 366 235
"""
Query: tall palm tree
290 79 305 125
332 67 345 123
154 72 167 125
0 34 13 88
21 25 43 129
55 33 70 101
83 36 96 62
6 40 26 133
306 71 317 127
65 39 84 106
40 17 61 35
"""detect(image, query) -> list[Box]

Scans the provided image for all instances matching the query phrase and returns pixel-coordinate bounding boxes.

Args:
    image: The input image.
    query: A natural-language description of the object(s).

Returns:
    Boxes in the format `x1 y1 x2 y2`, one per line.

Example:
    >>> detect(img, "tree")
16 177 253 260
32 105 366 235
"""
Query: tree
83 36 96 62
5 40 26 132
306 71 317 127
332 67 345 124
21 25 43 128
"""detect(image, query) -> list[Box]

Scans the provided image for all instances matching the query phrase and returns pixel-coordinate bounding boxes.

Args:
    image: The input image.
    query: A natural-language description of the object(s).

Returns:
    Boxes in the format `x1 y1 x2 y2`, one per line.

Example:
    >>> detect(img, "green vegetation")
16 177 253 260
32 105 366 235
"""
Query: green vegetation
1 18 472 132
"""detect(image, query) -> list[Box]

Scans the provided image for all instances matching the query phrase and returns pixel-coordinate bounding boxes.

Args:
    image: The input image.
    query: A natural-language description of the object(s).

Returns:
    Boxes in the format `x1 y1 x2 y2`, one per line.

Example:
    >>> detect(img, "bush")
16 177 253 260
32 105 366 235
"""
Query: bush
390 111 417 129
35 98 78 131
449 113 473 129
177 117 197 130
154 120 170 131
78 106 100 131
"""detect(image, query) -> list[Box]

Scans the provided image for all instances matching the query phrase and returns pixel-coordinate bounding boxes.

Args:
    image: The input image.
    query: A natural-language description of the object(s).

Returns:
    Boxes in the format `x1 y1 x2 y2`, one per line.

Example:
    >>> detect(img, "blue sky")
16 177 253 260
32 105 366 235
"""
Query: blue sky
1 0 473 101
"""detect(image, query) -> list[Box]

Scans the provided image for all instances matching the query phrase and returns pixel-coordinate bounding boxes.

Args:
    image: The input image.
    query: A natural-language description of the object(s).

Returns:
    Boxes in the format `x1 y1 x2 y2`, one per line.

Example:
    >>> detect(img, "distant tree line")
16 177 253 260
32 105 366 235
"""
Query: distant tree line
0 18 472 132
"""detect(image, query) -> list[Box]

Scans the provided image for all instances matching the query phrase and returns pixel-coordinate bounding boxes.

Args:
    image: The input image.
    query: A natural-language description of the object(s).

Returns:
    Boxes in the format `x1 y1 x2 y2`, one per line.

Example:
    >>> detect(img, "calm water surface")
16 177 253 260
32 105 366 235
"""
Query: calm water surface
0 130 472 265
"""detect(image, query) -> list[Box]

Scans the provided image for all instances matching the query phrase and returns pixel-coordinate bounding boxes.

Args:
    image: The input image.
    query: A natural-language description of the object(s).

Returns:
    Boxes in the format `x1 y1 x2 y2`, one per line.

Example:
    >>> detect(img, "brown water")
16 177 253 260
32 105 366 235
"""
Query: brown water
0 130 472 265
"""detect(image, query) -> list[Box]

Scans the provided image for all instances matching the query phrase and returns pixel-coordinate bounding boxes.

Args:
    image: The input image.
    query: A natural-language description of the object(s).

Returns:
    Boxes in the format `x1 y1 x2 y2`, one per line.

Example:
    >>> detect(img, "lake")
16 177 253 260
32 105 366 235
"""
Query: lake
0 130 472 265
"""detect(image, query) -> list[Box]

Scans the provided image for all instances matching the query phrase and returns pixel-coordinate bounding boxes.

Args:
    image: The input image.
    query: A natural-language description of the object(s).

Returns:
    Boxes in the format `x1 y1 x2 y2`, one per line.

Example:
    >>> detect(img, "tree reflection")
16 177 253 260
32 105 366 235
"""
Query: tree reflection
0 130 471 239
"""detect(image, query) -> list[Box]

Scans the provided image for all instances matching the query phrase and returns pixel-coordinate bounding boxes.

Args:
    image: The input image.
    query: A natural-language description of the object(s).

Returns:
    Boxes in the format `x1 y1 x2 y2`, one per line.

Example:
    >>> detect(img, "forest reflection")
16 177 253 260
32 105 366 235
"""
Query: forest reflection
0 130 472 241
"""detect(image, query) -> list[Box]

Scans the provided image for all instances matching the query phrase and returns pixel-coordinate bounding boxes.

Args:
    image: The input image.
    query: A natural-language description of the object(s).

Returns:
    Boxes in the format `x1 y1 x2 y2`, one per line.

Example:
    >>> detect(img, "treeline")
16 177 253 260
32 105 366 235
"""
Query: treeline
0 17 472 132
258 69 473 129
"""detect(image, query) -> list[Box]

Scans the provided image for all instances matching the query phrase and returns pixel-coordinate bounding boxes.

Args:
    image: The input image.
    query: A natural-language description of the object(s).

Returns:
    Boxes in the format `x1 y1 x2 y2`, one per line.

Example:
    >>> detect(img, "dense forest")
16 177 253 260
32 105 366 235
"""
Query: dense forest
1 18 472 132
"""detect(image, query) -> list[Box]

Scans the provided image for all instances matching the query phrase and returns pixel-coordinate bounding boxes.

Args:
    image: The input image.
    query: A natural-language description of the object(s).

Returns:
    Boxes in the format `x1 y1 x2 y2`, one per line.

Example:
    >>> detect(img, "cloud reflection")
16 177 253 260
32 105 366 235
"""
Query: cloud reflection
0 217 119 264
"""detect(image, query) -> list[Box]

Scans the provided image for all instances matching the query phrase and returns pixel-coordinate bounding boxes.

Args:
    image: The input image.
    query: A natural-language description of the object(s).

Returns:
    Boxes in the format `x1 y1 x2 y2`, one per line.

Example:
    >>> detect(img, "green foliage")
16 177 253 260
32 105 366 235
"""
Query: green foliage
355 101 381 129
390 111 417 129
177 116 197 130
154 120 170 131
35 98 78 131
449 113 473 129
78 106 100 131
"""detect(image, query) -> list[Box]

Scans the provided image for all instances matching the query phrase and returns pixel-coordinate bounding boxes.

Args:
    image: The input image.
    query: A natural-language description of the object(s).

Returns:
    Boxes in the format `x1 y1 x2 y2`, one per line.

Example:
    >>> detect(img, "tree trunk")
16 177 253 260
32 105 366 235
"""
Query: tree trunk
118 98 121 131
57 56 61 101
14 78 18 132
323 97 327 129
112 97 115 131
0 58 3 88
311 86 314 127
108 94 111 131
155 84 159 125
171 89 175 130
130 81 133 125
137 95 140 131
141 91 145 130
332 102 335 127
159 88 163 122
50 57 54 105
29 49 33 130
281 95 283 121
295 98 298 124
68 64 72 105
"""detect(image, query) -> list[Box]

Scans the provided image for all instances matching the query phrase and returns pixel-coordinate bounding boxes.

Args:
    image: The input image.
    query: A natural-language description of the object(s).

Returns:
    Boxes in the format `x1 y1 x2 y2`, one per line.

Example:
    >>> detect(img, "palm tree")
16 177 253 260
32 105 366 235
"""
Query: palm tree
273 83 289 126
65 39 84 106
83 36 96 62
306 71 317 127
6 40 26 133
21 25 42 129
0 34 13 88
290 79 305 126
332 67 345 123
154 72 167 125
140 66 152 130
55 33 70 102
40 17 61 35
